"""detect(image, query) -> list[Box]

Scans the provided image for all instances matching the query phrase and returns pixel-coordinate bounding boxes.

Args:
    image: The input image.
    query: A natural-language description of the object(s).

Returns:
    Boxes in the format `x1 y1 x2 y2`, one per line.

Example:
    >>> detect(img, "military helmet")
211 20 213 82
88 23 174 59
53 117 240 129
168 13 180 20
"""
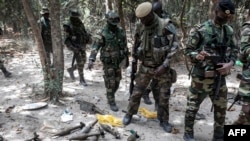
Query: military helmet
40 7 49 15
69 9 80 17
105 11 120 25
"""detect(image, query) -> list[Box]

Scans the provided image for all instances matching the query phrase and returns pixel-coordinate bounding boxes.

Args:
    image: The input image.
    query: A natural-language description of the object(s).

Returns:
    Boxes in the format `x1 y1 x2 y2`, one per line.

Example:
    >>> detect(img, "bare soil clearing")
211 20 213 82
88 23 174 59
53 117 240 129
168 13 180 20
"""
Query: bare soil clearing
0 38 242 141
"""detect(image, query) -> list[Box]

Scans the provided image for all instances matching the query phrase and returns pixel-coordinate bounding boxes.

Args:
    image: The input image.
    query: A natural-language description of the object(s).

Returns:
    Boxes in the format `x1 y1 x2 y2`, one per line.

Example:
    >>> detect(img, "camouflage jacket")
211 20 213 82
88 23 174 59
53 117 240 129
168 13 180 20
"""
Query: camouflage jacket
38 17 52 46
89 24 128 68
64 18 88 51
239 21 250 99
185 20 238 75
239 21 250 65
135 14 178 68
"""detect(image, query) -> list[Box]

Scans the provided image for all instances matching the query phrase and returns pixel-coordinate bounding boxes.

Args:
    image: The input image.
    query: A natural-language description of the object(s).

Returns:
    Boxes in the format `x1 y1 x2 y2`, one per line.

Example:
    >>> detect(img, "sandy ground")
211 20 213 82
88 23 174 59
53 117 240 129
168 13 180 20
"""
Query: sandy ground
0 39 243 141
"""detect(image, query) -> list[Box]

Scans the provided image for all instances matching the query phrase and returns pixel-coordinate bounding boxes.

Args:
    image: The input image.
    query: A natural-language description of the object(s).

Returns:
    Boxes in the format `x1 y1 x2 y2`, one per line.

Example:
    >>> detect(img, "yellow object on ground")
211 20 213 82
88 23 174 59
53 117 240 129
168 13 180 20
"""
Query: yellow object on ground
138 107 157 119
96 114 123 127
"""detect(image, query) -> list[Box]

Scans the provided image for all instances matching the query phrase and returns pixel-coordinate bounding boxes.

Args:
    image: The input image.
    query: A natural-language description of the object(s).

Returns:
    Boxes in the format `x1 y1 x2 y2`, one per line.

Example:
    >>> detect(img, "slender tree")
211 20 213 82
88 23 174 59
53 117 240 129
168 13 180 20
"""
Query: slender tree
22 0 64 104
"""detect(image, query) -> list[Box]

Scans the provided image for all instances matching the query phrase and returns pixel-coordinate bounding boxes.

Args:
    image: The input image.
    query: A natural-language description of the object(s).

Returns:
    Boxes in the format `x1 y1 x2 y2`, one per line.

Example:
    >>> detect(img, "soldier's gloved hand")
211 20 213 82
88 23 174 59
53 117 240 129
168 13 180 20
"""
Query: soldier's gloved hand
154 65 167 77
88 60 94 70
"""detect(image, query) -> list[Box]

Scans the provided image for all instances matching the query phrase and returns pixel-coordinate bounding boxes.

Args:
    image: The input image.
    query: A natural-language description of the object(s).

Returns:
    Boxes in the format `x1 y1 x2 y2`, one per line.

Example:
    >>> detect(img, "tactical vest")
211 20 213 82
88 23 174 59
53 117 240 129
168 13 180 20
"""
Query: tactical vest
99 25 127 66
137 17 173 67
239 22 250 64
68 20 88 47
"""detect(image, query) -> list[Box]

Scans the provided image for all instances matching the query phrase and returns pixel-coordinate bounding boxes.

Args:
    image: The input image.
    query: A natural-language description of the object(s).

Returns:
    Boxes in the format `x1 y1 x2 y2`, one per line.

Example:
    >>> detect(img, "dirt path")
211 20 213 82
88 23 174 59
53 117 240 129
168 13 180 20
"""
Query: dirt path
0 45 242 141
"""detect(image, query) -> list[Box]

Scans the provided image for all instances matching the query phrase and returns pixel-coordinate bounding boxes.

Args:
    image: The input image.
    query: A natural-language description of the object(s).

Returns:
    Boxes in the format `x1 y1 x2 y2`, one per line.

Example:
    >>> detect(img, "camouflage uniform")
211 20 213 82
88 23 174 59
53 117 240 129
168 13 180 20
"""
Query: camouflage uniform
233 21 250 125
0 24 11 77
64 10 89 86
142 7 174 106
88 11 128 111
184 20 238 138
38 7 52 66
127 14 178 124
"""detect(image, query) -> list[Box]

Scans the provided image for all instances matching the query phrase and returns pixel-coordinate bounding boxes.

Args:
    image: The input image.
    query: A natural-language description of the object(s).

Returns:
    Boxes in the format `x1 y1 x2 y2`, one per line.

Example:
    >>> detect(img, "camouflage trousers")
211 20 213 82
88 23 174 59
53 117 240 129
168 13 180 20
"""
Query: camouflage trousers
75 51 86 77
233 77 250 125
44 43 53 66
127 65 172 122
184 76 227 137
103 64 121 103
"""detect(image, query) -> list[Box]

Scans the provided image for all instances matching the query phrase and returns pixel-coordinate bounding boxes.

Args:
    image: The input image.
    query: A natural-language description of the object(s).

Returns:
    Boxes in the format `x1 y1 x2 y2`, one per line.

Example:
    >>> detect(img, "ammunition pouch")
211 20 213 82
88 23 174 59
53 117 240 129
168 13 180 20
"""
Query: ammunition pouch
152 36 170 64
170 68 177 83
100 51 120 65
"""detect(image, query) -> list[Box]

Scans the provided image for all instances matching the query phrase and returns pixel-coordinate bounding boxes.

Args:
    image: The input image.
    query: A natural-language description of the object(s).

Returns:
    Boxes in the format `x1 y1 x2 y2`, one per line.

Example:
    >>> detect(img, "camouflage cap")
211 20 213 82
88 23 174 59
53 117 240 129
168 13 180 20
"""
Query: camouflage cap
135 2 152 18
40 7 49 14
218 0 235 14
70 9 80 17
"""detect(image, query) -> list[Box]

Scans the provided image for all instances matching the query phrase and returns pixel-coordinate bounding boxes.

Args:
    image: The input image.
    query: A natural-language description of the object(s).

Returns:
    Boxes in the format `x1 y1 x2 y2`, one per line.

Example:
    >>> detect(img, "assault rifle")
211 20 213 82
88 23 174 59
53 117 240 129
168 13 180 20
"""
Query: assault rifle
129 33 141 100
204 55 223 112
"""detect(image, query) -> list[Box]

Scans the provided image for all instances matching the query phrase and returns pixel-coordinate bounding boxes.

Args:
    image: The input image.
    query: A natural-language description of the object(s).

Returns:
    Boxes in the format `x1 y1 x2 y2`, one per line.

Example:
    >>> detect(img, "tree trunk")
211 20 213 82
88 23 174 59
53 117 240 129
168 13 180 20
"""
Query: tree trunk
22 0 64 102
117 0 125 31
21 0 49 75
106 0 112 12
49 0 64 102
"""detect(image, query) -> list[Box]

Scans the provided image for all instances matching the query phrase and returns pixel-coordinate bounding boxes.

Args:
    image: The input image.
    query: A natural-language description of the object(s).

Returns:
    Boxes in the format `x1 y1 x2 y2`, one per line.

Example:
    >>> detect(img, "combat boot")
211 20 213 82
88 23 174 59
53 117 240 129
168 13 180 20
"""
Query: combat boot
67 67 75 80
79 74 87 86
123 113 132 125
1 67 11 78
183 133 195 141
142 90 152 105
160 121 173 133
109 102 119 112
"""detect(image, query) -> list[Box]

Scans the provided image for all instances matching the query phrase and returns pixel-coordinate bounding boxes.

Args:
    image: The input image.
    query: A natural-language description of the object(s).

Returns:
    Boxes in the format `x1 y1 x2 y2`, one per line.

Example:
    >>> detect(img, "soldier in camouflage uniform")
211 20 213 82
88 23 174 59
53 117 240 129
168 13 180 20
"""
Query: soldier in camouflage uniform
0 26 11 78
232 17 250 125
0 59 11 78
64 9 89 86
183 0 237 141
38 7 53 66
122 2 178 133
142 0 172 108
87 11 129 112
